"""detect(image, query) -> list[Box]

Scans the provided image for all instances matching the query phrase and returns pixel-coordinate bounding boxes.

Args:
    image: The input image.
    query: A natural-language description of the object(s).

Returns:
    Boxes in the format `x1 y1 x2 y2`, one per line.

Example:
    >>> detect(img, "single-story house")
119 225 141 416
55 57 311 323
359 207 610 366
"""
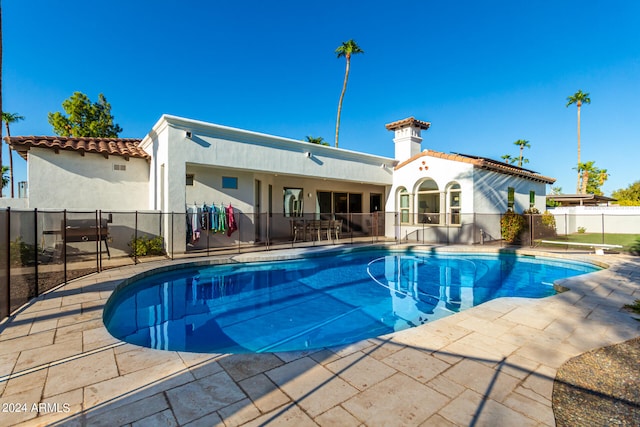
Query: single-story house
5 115 555 250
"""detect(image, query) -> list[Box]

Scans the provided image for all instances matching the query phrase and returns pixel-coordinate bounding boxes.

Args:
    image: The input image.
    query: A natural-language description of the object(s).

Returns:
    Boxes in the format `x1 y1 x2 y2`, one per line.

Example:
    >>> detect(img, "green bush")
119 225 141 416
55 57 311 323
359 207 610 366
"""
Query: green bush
624 299 640 313
577 227 587 234
501 211 526 243
128 235 165 257
10 237 38 266
541 210 556 230
630 238 640 256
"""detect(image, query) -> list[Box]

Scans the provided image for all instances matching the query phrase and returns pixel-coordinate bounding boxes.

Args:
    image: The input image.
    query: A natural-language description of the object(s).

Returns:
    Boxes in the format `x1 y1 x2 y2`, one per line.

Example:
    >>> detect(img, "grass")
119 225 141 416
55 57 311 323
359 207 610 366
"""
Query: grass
540 233 640 253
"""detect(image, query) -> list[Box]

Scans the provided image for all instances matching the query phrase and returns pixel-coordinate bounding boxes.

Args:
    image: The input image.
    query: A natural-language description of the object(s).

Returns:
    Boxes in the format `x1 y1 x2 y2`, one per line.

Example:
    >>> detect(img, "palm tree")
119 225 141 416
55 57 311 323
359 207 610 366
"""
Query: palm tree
501 154 515 165
576 160 608 195
566 90 591 193
334 39 363 148
305 136 329 146
2 112 25 198
513 139 531 167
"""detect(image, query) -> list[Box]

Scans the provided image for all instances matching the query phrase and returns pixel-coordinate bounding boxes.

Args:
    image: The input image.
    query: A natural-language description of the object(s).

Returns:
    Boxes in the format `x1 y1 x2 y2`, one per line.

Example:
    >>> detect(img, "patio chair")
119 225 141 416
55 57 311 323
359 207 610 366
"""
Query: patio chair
319 220 332 240
331 220 343 240
292 220 306 243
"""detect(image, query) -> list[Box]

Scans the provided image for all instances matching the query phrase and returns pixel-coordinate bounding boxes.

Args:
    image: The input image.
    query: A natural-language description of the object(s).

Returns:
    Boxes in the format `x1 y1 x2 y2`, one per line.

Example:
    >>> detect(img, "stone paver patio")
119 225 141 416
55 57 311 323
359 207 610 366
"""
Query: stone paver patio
1 245 638 426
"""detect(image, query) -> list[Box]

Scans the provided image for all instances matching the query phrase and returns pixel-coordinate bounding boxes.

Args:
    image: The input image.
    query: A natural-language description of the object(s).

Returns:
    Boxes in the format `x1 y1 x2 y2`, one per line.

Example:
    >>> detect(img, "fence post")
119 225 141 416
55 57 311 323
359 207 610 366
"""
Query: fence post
96 210 100 273
63 209 67 284
34 208 39 297
473 213 477 244
350 213 353 245
171 212 174 260
206 212 210 257
134 211 138 265
5 207 11 317
99 210 103 272
266 212 270 250
499 212 503 247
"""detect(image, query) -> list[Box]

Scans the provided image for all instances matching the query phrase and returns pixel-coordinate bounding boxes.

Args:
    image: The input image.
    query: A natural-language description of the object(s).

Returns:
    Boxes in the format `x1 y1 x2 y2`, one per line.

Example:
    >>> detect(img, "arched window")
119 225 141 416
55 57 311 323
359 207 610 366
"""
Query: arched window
416 179 440 224
398 188 410 224
447 182 461 225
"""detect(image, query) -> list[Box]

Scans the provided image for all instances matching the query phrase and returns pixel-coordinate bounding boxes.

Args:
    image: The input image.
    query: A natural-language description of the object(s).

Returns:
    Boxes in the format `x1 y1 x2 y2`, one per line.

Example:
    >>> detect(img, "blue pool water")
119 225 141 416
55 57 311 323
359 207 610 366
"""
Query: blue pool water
103 249 599 354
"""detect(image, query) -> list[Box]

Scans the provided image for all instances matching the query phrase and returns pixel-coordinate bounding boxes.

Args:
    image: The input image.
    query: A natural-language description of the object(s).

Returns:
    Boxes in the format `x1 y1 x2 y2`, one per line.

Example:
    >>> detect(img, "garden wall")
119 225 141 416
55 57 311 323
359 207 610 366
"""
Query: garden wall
550 206 640 234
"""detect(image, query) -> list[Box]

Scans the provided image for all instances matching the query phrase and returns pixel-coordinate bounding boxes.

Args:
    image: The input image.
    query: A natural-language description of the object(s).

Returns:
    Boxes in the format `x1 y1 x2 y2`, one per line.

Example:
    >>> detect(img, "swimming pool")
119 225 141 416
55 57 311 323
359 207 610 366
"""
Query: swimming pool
103 248 600 354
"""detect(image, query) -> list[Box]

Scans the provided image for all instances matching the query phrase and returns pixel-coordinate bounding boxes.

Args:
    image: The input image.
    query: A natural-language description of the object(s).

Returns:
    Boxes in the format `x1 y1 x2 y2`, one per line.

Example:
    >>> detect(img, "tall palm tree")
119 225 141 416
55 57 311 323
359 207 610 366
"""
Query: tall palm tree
566 90 591 193
2 112 25 198
513 139 530 167
334 39 363 148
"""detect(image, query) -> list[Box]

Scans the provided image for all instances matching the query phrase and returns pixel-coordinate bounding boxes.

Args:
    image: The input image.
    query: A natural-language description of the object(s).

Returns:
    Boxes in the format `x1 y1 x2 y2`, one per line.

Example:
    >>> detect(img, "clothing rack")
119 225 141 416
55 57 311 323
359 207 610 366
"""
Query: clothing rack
186 202 238 244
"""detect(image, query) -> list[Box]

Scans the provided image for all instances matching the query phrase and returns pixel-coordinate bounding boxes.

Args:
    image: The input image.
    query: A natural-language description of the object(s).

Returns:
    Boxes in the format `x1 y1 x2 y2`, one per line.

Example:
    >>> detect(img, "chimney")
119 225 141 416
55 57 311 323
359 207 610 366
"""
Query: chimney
385 117 431 162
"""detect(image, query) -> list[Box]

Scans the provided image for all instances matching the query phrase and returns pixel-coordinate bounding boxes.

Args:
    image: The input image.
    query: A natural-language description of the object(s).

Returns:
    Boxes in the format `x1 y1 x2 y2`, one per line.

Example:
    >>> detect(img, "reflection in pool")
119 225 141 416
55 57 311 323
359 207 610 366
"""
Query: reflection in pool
103 250 599 353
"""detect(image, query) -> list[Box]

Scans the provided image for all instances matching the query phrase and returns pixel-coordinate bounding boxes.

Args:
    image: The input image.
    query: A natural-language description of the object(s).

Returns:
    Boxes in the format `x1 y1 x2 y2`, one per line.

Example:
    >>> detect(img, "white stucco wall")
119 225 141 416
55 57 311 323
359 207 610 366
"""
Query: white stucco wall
383 152 550 242
0 198 28 209
386 154 474 212
550 206 640 234
26 147 150 210
143 124 170 212
140 115 396 216
137 115 396 251
385 153 475 241
185 165 255 213
472 169 548 214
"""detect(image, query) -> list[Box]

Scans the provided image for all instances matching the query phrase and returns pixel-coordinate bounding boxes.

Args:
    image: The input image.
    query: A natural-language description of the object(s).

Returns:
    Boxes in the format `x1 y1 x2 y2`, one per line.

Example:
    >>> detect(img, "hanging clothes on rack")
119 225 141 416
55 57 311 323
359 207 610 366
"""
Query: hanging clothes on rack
186 210 193 244
191 203 200 243
217 203 227 233
208 204 215 232
201 204 209 230
211 204 220 232
226 204 238 237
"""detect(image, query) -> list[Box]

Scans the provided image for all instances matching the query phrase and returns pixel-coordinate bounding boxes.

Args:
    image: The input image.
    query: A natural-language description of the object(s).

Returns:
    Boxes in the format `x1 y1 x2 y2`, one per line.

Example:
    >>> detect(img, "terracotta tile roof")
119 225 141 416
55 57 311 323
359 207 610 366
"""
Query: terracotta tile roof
5 136 149 161
385 117 431 131
395 150 556 184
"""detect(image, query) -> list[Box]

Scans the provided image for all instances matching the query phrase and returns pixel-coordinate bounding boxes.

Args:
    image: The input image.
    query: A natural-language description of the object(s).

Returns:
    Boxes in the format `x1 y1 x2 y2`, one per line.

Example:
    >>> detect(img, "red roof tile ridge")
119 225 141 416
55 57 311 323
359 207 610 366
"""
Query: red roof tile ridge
385 117 431 131
7 135 148 160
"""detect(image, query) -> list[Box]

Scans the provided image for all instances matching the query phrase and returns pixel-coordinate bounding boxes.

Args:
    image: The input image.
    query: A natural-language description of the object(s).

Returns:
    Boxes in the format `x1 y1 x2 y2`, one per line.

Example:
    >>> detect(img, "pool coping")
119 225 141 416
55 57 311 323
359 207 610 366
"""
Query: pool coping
1 244 639 426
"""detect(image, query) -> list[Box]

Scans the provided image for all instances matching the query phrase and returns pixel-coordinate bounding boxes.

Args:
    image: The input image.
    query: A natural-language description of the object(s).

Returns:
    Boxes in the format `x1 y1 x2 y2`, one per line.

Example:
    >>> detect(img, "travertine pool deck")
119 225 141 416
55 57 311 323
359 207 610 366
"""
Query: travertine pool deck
1 245 639 426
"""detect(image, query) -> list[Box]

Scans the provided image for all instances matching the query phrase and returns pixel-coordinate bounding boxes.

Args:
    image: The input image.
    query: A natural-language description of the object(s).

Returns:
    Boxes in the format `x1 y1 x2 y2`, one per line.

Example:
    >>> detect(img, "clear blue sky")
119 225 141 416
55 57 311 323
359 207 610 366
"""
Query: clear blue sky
3 0 639 197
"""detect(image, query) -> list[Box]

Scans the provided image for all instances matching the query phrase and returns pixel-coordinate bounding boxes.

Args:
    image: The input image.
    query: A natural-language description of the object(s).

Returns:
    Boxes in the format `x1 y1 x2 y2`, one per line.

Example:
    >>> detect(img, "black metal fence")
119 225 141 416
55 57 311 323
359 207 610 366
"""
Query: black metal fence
1 208 638 320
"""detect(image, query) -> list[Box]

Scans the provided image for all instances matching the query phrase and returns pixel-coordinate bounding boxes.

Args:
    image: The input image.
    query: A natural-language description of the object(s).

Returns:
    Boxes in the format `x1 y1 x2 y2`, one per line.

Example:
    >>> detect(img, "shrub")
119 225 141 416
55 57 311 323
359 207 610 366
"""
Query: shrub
501 210 526 243
623 299 640 314
541 210 556 230
630 238 640 256
128 235 165 257
10 237 38 266
577 227 587 234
